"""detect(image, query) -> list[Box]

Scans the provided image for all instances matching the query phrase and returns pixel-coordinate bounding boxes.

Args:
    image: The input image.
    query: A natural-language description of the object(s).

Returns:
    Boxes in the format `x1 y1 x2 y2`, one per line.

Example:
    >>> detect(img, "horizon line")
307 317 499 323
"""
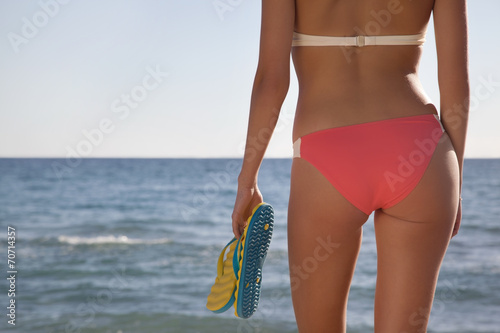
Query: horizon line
0 156 499 160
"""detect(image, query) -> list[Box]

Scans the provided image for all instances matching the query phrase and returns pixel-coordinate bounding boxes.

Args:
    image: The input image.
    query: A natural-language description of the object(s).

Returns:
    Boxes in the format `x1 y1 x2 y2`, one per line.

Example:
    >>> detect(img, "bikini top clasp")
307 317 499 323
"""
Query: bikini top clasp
292 31 426 47
356 35 365 47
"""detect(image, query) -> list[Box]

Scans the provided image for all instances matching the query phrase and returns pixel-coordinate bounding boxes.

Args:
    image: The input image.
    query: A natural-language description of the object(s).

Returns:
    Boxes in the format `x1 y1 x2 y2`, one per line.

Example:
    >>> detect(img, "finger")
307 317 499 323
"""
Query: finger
232 223 240 239
239 223 245 239
232 205 247 236
232 213 241 239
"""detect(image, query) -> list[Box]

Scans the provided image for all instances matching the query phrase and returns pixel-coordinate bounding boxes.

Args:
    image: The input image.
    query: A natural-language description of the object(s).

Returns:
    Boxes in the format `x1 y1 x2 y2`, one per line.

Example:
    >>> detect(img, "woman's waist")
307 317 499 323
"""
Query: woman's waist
292 101 439 142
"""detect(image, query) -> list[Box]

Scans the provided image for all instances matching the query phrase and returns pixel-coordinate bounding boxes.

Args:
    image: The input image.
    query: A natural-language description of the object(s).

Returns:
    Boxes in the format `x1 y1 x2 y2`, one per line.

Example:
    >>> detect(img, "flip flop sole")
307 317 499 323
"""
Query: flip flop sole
234 203 274 319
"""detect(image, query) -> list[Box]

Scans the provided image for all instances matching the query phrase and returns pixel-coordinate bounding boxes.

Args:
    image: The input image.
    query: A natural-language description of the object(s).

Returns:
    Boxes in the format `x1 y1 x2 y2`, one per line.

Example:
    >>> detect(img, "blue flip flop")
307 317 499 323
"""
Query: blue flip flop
233 202 274 318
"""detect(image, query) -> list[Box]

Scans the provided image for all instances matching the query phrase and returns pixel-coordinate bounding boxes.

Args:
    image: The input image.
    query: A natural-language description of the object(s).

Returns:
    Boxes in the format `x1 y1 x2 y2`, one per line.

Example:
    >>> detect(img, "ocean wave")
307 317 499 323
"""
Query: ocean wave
57 235 171 245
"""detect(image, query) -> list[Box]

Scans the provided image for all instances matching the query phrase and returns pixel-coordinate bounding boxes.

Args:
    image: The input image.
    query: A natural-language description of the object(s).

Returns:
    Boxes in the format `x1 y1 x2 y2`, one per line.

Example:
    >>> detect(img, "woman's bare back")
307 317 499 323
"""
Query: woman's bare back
292 0 437 140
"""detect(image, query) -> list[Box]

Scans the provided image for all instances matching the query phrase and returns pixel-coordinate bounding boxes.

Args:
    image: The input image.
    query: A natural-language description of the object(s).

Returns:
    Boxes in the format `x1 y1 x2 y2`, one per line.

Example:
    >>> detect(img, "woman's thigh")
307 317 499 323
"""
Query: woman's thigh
373 132 460 333
288 158 369 332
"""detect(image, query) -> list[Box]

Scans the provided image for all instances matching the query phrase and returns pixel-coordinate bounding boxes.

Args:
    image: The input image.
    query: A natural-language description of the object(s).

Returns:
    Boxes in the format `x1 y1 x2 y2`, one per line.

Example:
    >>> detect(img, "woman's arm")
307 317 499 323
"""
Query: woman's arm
433 0 469 238
232 0 295 238
433 0 469 192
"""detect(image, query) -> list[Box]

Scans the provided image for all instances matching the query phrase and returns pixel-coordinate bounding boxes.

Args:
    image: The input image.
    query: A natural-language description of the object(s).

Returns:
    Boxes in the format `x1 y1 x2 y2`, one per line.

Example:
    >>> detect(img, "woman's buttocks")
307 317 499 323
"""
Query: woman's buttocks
291 45 438 141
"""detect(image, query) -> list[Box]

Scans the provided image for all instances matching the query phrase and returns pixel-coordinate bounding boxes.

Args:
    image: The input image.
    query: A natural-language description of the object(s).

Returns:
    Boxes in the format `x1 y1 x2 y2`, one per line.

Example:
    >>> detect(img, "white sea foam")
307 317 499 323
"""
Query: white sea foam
57 235 171 245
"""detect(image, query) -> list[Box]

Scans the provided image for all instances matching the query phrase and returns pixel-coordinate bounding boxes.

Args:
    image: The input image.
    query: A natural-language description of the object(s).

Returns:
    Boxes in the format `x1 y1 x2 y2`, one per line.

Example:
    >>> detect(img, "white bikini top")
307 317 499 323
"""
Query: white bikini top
292 31 426 47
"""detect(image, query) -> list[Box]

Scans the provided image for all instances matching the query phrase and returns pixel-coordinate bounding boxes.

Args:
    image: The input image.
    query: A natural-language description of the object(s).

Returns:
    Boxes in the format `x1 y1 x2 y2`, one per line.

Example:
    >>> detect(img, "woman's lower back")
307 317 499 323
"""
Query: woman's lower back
292 45 438 140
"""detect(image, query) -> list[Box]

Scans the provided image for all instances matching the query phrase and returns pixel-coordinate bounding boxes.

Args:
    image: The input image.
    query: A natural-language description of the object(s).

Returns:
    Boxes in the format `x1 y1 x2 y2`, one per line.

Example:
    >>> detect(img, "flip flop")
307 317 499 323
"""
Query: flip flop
206 238 238 313
206 202 274 318
233 202 274 319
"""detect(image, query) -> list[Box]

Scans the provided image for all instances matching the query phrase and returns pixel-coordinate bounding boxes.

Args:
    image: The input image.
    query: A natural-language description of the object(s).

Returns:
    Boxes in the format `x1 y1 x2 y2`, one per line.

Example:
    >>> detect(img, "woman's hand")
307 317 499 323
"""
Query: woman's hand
451 199 462 238
231 182 263 239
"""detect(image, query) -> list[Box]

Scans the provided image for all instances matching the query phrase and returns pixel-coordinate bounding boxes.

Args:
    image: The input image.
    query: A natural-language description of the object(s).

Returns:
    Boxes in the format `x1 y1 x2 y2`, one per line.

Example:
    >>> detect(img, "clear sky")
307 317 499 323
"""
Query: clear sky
0 0 499 158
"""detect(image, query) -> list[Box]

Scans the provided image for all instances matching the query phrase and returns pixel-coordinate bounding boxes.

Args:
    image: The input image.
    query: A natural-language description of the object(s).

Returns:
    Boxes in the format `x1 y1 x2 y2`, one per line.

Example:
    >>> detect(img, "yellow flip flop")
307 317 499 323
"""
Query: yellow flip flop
206 238 238 313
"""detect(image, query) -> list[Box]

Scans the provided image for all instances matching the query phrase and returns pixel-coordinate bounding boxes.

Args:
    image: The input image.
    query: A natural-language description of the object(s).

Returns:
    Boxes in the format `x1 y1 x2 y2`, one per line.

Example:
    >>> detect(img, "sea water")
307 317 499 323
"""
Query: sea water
0 158 498 333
